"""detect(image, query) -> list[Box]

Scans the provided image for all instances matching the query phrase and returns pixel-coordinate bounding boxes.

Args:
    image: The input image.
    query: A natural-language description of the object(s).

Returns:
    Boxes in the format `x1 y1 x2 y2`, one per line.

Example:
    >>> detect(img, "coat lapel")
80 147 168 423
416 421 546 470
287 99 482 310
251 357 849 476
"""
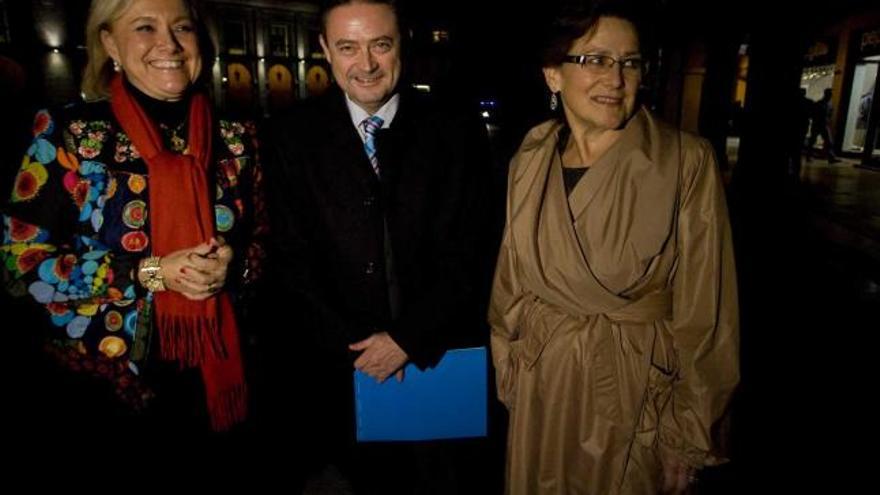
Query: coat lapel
509 121 628 315
542 142 629 310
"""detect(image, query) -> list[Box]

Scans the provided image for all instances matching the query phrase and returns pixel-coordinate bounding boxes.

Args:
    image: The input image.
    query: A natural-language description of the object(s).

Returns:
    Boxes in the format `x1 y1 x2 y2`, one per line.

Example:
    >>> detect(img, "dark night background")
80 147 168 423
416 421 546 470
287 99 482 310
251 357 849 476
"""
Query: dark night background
1 0 878 491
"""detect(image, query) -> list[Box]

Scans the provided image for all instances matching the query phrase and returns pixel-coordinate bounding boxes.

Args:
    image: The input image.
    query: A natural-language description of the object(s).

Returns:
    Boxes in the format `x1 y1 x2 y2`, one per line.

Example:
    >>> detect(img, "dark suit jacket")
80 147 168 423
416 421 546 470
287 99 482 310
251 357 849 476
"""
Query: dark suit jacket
264 87 494 368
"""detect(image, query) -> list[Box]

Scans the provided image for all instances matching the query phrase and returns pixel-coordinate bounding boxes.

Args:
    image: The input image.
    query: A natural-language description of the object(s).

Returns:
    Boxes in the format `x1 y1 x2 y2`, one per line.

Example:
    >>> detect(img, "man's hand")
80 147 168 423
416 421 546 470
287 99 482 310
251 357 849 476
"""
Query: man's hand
349 332 408 383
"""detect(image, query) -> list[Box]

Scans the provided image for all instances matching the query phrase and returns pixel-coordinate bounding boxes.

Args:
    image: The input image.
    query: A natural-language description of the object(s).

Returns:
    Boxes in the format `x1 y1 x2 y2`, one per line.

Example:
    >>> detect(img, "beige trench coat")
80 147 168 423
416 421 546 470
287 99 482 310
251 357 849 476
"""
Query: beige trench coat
489 108 739 495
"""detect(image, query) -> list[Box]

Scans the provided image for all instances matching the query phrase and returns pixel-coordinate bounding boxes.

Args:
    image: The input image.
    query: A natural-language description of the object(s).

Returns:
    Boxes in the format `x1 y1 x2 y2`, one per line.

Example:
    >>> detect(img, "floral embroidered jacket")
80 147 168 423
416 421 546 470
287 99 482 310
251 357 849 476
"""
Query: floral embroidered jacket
1 100 268 406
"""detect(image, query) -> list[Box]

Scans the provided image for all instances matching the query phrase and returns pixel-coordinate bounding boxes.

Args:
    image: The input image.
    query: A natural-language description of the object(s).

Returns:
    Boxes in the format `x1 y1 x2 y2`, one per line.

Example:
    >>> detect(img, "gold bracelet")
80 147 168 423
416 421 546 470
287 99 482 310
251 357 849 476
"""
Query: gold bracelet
139 256 166 292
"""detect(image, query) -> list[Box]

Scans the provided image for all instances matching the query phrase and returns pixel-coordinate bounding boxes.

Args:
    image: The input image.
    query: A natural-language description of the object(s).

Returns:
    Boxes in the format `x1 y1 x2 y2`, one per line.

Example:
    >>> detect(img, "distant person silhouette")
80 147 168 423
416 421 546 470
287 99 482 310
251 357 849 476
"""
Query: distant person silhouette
808 88 840 163
790 87 813 177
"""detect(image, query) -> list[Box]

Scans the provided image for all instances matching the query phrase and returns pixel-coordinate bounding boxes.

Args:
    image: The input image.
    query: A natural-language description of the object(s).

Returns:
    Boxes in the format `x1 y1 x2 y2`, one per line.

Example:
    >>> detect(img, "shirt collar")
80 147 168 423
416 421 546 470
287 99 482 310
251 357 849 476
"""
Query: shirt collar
346 93 400 142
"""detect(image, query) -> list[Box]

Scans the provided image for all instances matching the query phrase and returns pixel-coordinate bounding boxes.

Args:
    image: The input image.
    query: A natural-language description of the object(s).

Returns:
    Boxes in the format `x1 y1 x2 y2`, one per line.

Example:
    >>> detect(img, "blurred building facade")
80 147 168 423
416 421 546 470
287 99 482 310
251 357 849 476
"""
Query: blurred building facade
0 0 324 118
1 0 879 167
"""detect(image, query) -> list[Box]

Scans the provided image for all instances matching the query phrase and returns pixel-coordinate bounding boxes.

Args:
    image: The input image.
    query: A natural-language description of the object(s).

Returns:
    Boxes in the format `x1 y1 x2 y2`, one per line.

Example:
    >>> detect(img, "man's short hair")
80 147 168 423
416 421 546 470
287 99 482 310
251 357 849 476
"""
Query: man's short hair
319 0 400 38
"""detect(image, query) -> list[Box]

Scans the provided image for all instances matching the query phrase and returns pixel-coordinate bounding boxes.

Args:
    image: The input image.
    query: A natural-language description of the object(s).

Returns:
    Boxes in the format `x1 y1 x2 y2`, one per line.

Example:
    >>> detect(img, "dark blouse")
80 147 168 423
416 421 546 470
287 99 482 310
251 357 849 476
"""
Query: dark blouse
562 166 588 196
556 124 589 196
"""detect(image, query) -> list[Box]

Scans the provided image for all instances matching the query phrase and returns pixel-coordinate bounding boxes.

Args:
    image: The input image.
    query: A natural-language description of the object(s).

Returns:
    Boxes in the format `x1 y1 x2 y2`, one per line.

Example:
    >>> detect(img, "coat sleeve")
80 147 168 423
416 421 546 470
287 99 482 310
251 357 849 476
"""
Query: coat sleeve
663 138 740 467
488 162 530 409
2 109 141 338
261 117 361 358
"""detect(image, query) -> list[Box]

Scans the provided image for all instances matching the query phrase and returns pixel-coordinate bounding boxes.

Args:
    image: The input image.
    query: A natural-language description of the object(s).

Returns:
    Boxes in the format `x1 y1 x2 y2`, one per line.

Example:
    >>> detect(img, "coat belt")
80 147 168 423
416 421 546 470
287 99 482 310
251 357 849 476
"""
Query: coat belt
516 290 672 369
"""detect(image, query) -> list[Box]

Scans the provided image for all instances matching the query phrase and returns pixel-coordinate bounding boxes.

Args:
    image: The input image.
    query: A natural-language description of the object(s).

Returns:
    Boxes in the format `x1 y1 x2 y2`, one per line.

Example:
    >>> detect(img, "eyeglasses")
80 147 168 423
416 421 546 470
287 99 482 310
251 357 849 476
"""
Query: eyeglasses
563 54 646 77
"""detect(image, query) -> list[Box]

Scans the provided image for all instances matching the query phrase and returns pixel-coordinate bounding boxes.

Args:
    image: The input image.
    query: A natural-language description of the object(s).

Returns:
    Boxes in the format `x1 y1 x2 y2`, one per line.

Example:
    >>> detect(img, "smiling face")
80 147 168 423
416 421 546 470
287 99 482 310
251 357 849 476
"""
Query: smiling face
543 16 642 135
100 0 202 101
320 1 402 114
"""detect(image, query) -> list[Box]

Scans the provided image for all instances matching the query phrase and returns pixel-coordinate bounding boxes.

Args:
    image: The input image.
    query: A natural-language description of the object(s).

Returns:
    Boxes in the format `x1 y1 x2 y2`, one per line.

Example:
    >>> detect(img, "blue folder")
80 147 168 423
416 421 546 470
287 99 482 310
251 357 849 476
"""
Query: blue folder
354 346 488 442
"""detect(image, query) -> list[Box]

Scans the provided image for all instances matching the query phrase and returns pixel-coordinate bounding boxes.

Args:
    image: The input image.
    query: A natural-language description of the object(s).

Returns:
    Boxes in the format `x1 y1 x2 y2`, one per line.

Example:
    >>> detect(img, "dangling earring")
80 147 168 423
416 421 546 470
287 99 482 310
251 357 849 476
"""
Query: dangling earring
112 59 121 72
549 92 559 111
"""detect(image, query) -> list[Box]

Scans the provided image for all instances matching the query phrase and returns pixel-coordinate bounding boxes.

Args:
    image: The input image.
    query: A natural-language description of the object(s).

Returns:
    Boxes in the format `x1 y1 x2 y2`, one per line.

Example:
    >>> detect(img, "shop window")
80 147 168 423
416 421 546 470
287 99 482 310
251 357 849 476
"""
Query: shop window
842 57 878 153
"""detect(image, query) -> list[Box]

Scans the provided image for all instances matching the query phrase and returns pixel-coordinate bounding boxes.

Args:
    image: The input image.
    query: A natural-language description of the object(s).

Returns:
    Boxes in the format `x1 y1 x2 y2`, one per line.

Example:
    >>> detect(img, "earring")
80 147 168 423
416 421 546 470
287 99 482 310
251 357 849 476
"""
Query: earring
549 92 559 111
112 59 121 72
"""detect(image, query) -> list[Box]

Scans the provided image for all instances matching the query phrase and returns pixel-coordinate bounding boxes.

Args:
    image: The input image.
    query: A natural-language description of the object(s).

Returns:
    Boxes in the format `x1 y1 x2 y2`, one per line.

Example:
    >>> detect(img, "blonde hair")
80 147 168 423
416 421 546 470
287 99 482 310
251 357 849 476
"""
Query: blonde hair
81 0 212 101
82 0 133 101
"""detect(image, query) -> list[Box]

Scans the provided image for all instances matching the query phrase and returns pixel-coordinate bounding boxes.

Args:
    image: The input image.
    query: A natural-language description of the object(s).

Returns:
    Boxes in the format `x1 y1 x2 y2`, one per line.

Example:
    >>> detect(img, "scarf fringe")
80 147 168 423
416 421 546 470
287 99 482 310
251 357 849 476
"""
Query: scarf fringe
157 314 226 367
206 381 248 432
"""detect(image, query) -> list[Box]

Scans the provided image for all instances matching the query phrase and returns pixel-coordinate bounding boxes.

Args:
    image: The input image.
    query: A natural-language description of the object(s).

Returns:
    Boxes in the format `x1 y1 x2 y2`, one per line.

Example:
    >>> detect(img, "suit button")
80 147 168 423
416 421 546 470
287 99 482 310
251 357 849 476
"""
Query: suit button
363 196 374 207
365 262 376 275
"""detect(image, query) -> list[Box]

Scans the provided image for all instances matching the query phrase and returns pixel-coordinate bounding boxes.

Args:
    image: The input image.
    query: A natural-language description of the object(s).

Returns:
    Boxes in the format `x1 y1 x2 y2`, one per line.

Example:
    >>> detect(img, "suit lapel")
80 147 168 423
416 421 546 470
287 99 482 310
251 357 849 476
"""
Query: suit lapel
323 90 381 193
374 91 416 213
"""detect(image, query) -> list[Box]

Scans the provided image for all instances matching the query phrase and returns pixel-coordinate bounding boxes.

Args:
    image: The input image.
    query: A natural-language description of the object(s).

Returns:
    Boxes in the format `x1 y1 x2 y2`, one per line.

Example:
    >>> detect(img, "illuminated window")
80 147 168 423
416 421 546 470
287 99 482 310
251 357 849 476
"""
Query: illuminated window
270 24 290 58
431 29 449 43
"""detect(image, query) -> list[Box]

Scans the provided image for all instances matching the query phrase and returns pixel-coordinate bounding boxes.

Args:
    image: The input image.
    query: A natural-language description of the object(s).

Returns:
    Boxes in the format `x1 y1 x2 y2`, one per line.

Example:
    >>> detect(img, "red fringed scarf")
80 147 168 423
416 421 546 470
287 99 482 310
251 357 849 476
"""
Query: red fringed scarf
110 75 246 431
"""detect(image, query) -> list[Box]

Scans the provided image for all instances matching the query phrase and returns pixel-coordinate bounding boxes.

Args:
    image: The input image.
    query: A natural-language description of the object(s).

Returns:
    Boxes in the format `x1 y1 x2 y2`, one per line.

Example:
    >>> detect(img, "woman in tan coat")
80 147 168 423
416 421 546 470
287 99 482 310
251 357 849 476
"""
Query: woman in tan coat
489 3 739 494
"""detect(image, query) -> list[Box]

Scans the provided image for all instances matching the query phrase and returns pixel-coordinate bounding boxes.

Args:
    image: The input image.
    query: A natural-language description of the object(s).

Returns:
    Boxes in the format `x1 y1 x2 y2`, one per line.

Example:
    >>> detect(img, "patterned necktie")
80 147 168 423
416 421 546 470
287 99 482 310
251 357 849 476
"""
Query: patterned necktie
361 115 385 176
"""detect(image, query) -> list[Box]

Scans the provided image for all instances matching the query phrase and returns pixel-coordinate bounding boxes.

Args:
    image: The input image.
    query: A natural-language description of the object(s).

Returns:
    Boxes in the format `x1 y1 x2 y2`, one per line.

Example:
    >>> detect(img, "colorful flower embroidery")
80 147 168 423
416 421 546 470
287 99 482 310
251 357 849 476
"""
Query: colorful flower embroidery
105 177 118 199
71 180 90 209
68 120 85 137
73 121 111 160
121 231 148 252
220 120 247 156
29 138 56 165
215 204 235 232
26 111 58 167
113 133 142 162
122 200 147 229
127 174 146 194
54 254 76 281
99 336 127 358
15 247 51 275
78 142 101 159
8 218 40 242
11 156 49 203
33 110 54 137
57 147 80 172
105 310 123 332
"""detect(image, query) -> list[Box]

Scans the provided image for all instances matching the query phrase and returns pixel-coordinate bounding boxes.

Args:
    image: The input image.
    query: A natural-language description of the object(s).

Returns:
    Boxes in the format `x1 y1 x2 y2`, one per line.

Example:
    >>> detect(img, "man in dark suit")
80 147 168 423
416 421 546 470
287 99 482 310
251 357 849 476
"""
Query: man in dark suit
262 0 496 492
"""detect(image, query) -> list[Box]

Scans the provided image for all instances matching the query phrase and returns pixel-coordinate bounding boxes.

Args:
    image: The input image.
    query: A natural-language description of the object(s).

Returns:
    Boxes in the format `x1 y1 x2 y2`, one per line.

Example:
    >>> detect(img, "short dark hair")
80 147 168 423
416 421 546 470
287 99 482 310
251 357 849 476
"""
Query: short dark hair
541 0 648 68
319 0 400 38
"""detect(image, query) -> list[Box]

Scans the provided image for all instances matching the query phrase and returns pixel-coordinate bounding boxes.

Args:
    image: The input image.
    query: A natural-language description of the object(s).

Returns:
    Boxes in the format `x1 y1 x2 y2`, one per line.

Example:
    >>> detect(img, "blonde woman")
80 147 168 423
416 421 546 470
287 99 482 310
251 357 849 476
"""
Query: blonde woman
2 0 267 445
